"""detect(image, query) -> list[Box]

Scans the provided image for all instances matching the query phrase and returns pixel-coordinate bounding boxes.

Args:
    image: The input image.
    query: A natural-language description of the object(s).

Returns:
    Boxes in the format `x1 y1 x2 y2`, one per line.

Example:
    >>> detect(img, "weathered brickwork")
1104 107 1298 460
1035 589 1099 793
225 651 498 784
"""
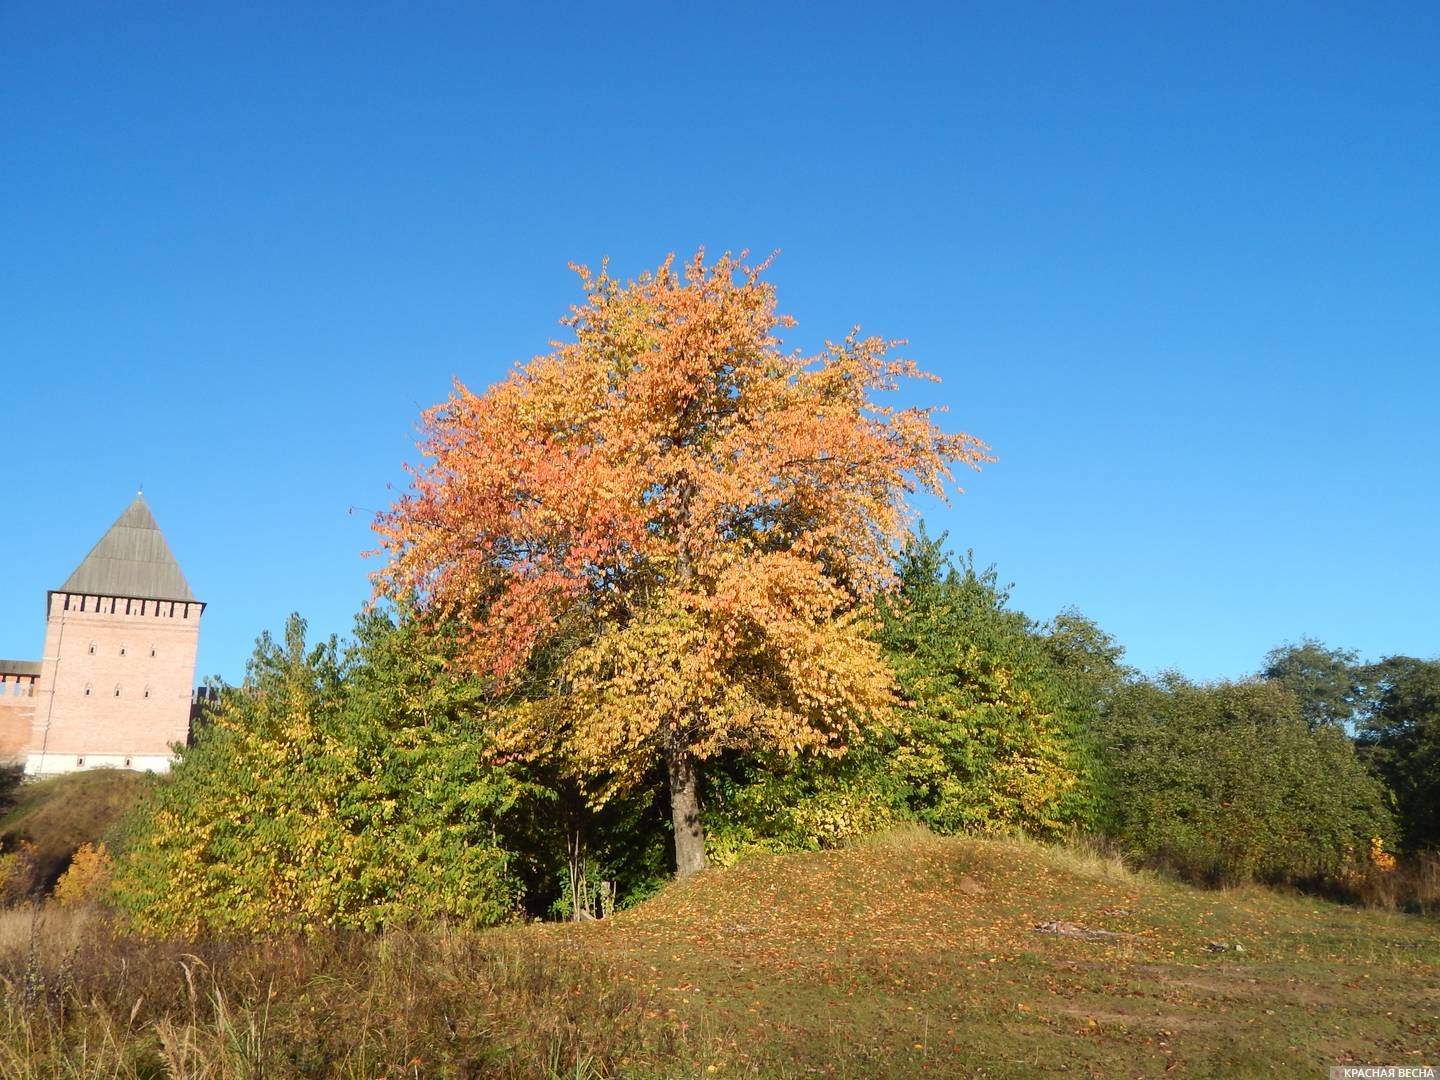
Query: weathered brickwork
1 496 203 775
0 670 37 762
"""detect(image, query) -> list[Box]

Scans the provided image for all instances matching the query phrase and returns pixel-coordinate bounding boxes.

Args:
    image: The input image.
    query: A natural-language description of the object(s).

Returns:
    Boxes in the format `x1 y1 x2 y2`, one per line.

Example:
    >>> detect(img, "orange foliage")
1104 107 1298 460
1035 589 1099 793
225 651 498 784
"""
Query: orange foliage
373 251 990 829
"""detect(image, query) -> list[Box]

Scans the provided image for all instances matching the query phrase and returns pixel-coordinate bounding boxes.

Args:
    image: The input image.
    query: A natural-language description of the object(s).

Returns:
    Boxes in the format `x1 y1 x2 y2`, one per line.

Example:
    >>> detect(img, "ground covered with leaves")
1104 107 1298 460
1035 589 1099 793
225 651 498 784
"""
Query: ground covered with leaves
563 830 1439 1076
1 830 1436 1077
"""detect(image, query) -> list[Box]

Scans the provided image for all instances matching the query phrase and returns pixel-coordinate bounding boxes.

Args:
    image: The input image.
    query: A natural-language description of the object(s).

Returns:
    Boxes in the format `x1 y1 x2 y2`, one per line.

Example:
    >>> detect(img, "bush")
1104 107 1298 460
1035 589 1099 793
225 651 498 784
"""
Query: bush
110 612 525 934
51 842 112 907
703 751 905 865
1096 675 1395 885
873 537 1098 836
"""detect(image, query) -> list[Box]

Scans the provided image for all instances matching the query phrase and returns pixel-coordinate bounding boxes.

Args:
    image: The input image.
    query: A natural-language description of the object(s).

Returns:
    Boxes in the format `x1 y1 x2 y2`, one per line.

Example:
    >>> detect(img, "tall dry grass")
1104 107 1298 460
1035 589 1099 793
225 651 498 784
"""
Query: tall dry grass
0 910 670 1078
1334 850 1440 914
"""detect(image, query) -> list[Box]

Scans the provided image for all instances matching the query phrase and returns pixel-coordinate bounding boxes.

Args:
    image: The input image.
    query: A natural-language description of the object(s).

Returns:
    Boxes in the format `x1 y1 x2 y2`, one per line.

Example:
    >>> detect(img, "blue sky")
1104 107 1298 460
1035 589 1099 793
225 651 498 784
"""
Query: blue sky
2 3 1436 685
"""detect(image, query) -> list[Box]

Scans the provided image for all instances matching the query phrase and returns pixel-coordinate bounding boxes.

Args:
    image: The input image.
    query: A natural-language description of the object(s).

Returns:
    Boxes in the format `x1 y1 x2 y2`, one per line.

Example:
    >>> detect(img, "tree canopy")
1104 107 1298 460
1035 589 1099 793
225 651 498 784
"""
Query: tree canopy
1261 638 1364 729
1095 674 1393 884
873 534 1098 835
1357 656 1440 853
373 251 990 874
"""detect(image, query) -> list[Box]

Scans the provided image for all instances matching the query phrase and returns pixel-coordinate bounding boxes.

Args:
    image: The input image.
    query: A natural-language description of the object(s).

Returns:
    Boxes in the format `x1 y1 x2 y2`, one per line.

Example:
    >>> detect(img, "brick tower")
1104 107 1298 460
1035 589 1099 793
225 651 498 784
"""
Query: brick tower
24 495 203 775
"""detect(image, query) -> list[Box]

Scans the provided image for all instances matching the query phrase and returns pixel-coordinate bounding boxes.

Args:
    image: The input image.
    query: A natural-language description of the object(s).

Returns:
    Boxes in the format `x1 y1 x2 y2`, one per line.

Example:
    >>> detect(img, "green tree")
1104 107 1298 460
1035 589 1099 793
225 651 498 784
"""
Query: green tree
1097 675 1393 884
872 534 1095 836
1356 656 1440 853
111 612 524 934
1262 638 1363 729
1041 608 1130 711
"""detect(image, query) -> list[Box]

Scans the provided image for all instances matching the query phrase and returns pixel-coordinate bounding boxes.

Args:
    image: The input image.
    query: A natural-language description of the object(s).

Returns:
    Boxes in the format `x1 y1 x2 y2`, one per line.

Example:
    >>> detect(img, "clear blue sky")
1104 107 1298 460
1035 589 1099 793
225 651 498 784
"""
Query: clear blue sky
3 3 1436 685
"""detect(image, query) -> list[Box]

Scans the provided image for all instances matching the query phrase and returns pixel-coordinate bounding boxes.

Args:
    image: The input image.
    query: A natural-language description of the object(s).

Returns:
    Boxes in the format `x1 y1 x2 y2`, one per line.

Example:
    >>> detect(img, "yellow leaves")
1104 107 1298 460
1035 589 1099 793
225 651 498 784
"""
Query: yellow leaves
373 250 990 824
1369 836 1397 871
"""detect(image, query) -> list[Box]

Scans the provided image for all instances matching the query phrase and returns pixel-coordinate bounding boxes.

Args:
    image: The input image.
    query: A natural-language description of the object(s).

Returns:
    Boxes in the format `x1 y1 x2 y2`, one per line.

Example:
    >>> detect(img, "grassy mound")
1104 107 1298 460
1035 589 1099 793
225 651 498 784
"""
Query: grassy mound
0 768 151 892
562 827 1439 1076
0 828 1435 1077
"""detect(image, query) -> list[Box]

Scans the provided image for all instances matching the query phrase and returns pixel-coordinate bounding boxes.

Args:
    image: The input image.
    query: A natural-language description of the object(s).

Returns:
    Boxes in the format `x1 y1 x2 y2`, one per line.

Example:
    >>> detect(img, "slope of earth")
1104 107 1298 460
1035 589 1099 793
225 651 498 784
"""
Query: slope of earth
547 829 1440 1078
0 767 150 891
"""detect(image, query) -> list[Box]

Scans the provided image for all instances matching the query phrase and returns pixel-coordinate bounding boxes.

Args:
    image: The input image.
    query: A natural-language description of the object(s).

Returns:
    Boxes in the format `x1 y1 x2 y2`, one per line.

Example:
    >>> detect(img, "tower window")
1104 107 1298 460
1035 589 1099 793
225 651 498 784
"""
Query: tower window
84 684 92 697
114 685 121 697
143 687 151 699
120 645 127 656
150 646 157 657
88 642 96 655
76 757 85 767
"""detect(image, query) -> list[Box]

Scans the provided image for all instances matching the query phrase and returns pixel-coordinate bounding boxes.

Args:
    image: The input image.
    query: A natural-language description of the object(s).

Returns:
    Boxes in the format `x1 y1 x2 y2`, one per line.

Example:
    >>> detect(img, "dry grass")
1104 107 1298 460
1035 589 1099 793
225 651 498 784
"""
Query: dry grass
0 904 99 958
0 913 661 1078
1322 851 1440 915
0 834 1435 1077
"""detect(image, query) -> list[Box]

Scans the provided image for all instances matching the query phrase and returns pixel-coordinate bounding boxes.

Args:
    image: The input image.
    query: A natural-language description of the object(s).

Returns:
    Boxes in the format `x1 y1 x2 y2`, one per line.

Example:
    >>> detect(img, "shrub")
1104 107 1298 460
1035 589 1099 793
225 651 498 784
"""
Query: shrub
110 612 525 934
51 842 112 907
1096 675 1395 885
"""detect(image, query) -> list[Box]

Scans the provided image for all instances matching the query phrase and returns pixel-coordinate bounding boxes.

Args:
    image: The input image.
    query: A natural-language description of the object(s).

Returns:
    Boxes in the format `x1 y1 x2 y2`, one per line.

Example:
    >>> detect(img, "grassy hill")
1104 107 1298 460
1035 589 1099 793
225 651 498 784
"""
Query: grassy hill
0 767 150 894
1 827 1436 1077
564 829 1439 1076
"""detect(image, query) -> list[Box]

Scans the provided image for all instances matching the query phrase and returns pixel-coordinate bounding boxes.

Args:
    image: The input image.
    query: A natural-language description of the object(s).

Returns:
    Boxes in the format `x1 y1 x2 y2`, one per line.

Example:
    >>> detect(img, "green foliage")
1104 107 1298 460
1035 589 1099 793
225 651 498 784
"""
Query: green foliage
873 534 1098 836
1258 639 1440 855
703 750 905 864
703 532 1109 854
1097 674 1394 884
1357 655 1440 853
508 772 673 920
1262 637 1364 729
110 611 525 934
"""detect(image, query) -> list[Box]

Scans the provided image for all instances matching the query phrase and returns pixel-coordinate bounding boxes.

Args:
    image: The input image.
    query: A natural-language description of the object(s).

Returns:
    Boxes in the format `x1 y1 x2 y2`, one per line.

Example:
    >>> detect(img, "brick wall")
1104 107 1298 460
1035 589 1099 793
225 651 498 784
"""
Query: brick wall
0 672 36 763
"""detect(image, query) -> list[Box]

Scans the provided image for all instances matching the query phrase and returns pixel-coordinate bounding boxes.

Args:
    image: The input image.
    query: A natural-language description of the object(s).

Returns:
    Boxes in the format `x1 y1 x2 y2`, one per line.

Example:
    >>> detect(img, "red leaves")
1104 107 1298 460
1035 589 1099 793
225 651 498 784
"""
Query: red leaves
373 250 989 780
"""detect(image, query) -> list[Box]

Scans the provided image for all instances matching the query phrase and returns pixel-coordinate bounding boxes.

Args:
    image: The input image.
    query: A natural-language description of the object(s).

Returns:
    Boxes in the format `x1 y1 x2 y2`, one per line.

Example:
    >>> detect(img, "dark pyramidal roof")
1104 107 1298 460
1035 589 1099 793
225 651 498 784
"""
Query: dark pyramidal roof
58 495 197 603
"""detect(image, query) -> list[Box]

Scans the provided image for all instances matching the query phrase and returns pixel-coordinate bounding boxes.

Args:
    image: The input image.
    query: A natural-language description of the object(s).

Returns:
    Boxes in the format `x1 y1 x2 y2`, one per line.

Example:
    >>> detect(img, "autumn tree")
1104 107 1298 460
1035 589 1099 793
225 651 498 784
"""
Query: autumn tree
373 251 989 876
110 612 524 934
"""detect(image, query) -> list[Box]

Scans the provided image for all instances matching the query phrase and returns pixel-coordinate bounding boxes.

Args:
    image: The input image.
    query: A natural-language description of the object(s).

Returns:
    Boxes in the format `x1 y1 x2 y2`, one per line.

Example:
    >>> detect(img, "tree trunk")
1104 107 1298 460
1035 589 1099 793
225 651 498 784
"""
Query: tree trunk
666 744 708 877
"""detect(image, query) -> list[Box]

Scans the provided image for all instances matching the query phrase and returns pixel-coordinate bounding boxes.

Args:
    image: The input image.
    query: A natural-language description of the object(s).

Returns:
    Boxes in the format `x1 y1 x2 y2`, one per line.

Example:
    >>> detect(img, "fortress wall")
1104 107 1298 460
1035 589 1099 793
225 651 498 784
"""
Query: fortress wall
0 673 37 763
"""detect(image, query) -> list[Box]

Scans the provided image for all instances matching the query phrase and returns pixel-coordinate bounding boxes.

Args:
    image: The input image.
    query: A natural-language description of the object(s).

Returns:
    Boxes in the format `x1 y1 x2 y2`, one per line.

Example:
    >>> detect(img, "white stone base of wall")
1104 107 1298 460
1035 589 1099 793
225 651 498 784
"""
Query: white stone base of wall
24 752 177 776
